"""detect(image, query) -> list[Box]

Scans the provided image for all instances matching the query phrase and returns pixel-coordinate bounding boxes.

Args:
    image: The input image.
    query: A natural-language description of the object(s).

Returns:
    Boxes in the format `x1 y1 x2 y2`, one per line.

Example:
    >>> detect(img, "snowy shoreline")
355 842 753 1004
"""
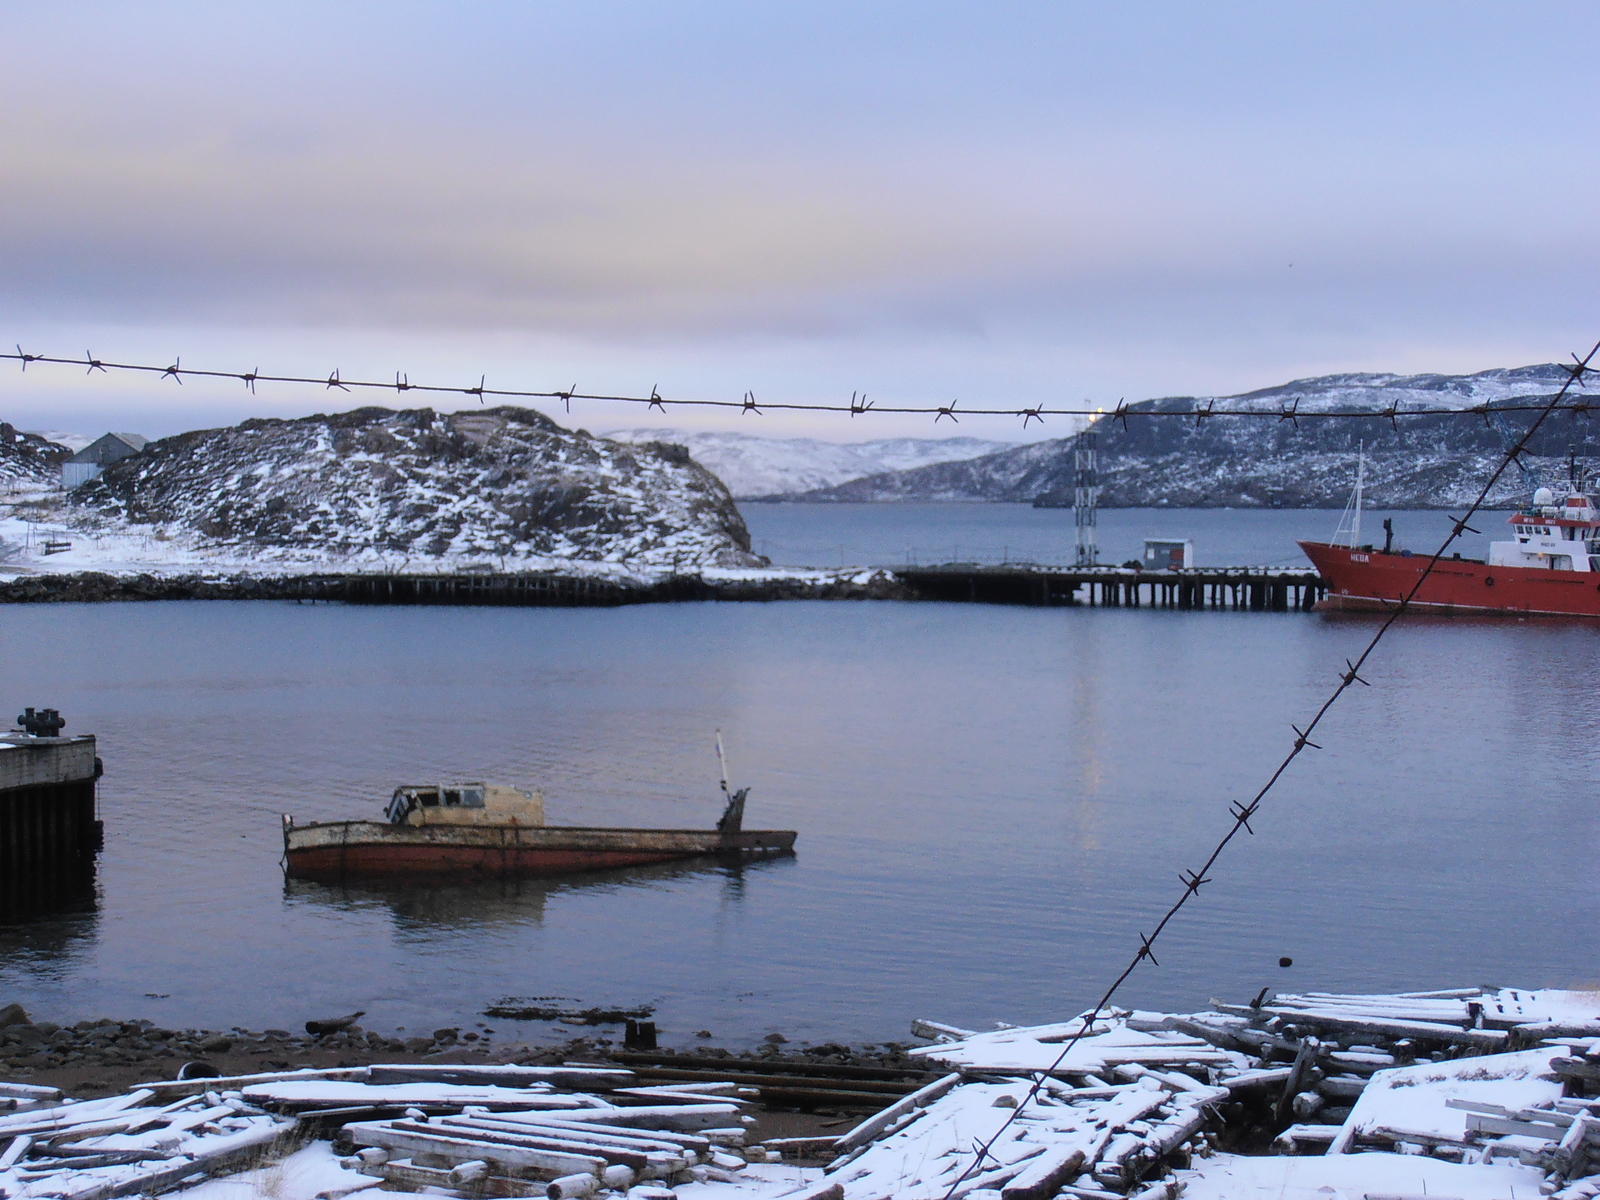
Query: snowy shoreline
0 565 911 604
5 982 1600 1200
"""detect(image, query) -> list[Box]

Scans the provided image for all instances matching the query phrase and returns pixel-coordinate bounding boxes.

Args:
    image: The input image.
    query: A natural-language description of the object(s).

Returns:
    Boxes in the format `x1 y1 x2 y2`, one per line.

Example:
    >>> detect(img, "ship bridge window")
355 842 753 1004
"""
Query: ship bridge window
417 790 439 807
443 788 462 806
463 787 485 808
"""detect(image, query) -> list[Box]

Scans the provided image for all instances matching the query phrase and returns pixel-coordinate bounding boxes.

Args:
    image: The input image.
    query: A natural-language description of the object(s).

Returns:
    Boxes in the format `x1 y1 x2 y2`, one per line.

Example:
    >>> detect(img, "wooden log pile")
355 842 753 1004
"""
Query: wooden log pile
0 1081 292 1200
9 984 1600 1200
821 1072 1222 1199
896 984 1600 1198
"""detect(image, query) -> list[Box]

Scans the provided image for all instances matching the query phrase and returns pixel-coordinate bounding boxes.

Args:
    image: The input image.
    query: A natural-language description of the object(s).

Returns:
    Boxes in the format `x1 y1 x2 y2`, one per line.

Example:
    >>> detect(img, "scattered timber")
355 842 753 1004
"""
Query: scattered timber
7 981 1599 1200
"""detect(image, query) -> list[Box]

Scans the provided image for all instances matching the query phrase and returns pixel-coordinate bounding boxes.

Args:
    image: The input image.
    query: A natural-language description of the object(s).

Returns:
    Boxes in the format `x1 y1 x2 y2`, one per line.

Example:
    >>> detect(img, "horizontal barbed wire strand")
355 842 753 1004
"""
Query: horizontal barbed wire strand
936 339 1600 1200
6 348 1600 426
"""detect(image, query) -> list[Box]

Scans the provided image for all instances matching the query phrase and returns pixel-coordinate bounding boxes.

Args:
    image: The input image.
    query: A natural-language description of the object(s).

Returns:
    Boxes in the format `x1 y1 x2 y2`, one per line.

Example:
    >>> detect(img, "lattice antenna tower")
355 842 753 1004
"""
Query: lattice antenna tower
1074 424 1099 566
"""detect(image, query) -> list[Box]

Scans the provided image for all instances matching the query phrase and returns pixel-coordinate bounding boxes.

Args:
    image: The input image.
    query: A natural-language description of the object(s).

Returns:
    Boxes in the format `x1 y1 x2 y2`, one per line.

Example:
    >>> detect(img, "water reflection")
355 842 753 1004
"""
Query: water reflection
0 884 99 972
282 854 793 932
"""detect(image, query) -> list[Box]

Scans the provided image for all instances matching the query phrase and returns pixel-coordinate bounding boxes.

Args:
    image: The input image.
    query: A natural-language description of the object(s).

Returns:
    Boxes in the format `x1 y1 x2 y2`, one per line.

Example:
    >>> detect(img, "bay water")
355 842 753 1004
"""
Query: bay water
0 506 1594 1049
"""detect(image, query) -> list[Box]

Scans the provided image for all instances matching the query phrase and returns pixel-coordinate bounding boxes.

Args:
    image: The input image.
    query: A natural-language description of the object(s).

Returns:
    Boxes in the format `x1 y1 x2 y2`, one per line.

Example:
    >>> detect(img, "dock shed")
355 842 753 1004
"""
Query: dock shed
1143 538 1194 570
62 432 148 489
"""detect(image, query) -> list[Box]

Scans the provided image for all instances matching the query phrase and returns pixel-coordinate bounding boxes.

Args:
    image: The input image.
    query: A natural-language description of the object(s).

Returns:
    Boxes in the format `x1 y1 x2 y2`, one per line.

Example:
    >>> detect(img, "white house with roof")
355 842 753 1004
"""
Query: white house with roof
61 433 148 489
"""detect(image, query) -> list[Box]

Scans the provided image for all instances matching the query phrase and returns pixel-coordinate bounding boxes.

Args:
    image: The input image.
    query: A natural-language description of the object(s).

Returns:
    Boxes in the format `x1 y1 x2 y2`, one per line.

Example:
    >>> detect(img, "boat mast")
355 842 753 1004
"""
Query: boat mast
1353 440 1365 549
715 729 746 834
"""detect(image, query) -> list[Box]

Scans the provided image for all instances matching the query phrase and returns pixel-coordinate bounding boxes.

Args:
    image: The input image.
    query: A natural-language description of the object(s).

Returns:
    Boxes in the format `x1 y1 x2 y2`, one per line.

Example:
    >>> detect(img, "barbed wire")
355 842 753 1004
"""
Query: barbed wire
3 347 1596 428
937 335 1600 1199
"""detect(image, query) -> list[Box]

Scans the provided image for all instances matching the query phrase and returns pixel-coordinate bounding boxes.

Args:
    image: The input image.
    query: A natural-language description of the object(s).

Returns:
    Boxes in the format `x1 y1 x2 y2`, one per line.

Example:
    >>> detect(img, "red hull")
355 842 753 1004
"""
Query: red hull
1301 541 1600 618
282 823 797 883
289 844 709 881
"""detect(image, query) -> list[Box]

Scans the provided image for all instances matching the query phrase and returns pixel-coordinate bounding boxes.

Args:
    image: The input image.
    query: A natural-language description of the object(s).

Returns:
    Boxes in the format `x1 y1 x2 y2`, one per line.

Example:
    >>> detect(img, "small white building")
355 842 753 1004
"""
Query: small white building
61 433 148 490
1143 538 1194 570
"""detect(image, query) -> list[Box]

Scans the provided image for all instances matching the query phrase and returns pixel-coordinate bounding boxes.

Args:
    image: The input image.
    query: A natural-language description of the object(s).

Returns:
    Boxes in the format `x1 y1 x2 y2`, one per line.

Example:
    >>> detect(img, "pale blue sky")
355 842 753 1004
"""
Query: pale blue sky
2 2 1596 440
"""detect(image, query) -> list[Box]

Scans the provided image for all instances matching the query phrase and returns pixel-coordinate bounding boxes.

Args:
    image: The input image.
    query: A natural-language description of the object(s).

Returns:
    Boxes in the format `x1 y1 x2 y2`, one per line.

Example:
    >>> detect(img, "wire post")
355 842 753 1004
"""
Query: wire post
1074 425 1099 567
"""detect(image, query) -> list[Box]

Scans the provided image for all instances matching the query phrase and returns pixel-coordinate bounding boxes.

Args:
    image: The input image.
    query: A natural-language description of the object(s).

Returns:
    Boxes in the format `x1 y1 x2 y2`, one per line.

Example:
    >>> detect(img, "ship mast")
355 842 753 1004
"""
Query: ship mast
1353 441 1365 549
1334 441 1367 548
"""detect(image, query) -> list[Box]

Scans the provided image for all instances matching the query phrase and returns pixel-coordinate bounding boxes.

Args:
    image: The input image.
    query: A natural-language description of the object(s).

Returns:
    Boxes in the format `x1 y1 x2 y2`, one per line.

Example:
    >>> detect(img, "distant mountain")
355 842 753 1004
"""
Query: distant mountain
24 430 93 453
74 406 762 570
609 428 1016 498
774 365 1589 508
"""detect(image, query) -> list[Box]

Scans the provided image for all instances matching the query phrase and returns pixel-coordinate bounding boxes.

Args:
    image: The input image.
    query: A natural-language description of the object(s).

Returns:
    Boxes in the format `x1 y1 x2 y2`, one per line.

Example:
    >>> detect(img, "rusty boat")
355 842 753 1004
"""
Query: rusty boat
282 737 796 882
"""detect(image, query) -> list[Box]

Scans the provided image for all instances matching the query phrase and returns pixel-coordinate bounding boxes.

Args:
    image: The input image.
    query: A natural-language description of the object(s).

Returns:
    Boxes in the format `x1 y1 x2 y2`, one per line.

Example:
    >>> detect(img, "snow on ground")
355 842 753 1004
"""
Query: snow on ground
179 1142 381 1200
1177 1150 1549 1200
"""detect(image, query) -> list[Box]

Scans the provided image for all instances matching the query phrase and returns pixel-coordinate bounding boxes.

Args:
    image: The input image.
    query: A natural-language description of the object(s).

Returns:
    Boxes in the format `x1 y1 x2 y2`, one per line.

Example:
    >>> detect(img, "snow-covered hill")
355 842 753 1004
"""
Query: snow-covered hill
609 429 1016 498
62 406 760 571
778 365 1588 508
0 423 68 488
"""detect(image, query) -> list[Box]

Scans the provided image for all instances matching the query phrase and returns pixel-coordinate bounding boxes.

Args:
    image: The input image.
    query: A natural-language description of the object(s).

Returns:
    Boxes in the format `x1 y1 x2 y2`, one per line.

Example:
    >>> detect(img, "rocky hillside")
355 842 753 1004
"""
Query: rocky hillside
609 429 1016 497
75 406 762 570
777 365 1592 507
0 423 68 487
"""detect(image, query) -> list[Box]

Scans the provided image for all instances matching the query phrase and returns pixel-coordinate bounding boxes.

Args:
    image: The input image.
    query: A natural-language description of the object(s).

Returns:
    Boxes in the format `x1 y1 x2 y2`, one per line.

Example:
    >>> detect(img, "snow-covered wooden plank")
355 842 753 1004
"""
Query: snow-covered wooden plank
833 1072 960 1151
360 1156 544 1198
0 1084 61 1102
0 1091 156 1137
144 1067 365 1097
55 1119 289 1200
0 1133 31 1170
912 1019 980 1041
366 1064 634 1090
1209 1002 1507 1048
474 1113 713 1149
341 1120 605 1178
385 1117 680 1173
998 1144 1087 1200
241 1080 593 1109
439 1114 690 1156
505 1104 742 1133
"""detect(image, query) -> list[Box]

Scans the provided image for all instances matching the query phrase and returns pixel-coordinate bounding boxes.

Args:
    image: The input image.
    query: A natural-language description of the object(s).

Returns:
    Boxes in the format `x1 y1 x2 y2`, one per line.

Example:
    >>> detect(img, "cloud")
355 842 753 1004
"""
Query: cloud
2 0 1599 441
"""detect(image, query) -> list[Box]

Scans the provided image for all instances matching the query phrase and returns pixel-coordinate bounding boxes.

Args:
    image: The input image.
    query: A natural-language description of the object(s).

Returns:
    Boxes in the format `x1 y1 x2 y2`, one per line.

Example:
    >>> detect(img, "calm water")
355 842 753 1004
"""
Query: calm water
740 503 1514 570
1 508 1596 1050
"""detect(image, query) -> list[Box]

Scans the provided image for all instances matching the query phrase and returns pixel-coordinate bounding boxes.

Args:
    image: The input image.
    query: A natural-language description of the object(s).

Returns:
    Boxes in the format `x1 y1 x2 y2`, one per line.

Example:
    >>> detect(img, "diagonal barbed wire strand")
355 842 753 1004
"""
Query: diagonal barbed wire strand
5 347 1600 427
935 338 1600 1200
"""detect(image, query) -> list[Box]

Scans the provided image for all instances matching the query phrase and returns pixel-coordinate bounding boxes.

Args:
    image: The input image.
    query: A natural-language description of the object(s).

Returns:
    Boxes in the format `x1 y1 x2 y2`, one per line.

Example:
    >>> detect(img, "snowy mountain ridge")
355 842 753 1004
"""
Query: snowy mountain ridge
777 364 1588 507
609 428 1017 498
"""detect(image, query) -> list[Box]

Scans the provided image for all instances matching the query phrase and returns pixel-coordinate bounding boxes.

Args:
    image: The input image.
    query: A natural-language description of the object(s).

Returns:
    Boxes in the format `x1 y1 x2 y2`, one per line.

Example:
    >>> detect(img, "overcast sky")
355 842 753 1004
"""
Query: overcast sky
2 2 1597 442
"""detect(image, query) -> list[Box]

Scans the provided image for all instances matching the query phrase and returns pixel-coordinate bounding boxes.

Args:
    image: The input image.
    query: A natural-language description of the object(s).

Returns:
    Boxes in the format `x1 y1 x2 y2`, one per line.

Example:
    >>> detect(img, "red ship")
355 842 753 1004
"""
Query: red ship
1301 484 1600 618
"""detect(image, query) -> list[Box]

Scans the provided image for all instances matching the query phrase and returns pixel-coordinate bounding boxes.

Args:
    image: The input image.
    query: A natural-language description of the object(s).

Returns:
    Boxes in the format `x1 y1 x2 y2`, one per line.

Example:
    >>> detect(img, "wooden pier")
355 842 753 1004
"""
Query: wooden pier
0 566 1330 612
894 566 1327 611
0 728 102 916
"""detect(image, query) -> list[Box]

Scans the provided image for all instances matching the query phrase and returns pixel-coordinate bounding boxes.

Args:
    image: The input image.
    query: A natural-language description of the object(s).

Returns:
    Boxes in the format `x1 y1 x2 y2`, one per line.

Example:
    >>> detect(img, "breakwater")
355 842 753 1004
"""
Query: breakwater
0 567 1325 610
